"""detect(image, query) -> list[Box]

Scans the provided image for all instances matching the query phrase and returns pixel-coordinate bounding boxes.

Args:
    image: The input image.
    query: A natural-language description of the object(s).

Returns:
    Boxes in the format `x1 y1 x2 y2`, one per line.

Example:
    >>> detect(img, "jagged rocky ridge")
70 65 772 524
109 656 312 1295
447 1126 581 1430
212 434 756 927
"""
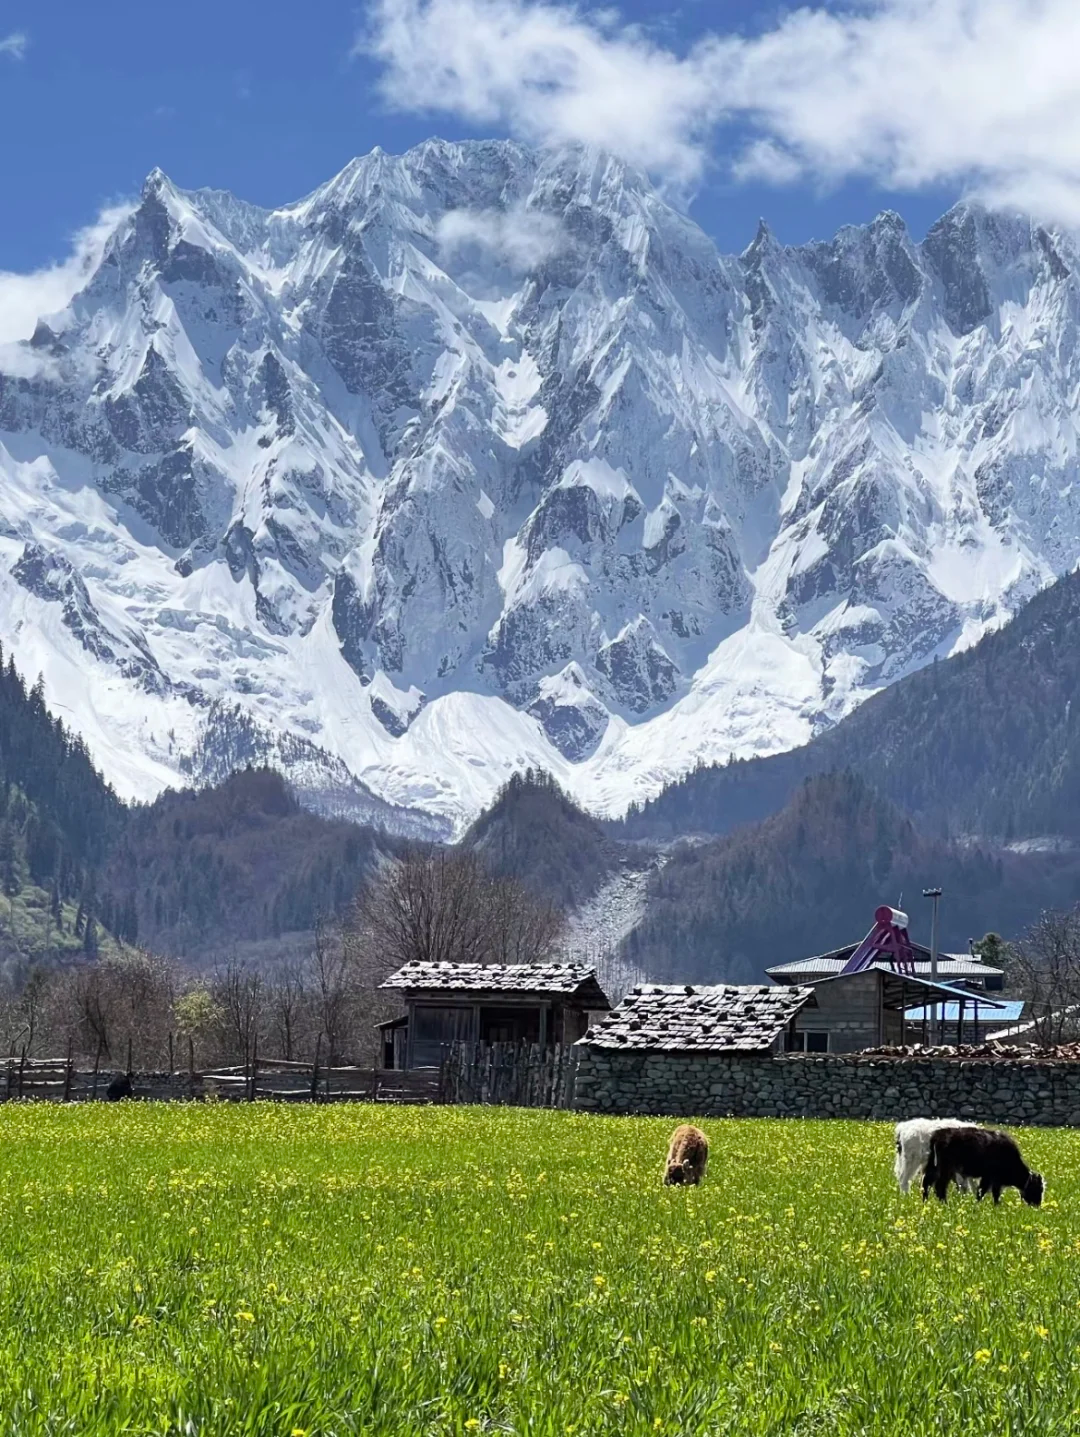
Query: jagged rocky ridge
2 140 1080 829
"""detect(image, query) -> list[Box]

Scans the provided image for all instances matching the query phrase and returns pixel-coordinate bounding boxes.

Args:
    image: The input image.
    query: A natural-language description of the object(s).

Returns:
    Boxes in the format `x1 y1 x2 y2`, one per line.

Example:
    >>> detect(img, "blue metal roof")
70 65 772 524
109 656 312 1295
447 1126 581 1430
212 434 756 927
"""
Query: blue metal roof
903 1000 1026 1023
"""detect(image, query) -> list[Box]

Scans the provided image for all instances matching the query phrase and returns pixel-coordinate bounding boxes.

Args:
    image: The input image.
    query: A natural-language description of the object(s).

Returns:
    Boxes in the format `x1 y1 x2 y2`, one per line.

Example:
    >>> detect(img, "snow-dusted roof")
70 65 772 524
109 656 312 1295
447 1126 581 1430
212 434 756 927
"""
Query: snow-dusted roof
380 962 610 1007
578 984 814 1053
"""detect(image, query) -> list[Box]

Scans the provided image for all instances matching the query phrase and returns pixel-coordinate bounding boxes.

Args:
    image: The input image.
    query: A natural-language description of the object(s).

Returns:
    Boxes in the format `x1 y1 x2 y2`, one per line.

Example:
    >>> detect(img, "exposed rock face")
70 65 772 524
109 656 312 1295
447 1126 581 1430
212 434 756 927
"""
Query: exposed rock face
2 140 1080 828
527 664 609 761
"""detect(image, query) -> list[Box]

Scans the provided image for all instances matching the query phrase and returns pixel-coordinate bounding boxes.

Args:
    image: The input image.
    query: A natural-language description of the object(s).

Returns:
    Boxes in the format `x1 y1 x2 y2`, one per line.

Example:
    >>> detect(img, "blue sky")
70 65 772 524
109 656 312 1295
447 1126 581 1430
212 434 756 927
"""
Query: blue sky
0 0 1073 280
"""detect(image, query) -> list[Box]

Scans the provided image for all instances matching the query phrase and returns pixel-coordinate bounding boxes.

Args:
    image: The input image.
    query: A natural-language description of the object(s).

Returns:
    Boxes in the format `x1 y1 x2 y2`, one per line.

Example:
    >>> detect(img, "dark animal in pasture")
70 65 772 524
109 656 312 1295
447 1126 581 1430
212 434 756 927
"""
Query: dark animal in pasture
106 1072 133 1102
923 1126 1043 1207
664 1124 709 1185
893 1117 979 1195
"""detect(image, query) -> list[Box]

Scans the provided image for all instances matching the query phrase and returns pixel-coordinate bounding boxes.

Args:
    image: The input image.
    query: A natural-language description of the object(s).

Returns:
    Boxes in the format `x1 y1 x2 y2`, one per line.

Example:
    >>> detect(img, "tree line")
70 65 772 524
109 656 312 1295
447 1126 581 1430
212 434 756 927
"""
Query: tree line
0 847 563 1071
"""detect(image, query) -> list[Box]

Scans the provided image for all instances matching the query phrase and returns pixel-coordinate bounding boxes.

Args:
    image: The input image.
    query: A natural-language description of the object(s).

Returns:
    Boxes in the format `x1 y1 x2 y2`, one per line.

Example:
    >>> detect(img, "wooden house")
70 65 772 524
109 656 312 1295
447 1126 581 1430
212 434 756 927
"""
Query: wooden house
379 961 612 1070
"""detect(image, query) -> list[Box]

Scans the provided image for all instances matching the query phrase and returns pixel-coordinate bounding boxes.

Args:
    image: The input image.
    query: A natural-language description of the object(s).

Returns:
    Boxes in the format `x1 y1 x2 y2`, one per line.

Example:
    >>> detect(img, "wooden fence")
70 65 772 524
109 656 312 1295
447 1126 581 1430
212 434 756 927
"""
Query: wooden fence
0 1053 443 1105
440 1042 578 1108
0 1044 578 1108
202 1056 442 1105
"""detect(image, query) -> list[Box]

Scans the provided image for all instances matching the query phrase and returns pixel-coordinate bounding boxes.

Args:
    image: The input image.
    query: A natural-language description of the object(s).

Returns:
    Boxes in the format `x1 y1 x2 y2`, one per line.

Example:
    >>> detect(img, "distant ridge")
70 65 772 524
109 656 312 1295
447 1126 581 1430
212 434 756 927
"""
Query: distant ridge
617 566 1080 847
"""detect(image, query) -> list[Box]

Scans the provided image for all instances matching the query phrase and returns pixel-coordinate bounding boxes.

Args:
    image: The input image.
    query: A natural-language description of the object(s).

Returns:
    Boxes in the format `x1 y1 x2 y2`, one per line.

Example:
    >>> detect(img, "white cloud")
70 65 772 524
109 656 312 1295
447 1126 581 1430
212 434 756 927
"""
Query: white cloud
0 31 26 60
363 0 1080 224
362 0 720 187
0 205 132 348
437 204 568 270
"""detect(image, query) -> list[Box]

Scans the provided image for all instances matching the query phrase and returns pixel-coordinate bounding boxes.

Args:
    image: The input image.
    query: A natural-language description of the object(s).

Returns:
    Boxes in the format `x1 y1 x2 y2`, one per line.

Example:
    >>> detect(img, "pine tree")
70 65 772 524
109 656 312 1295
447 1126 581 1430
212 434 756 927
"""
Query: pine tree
0 823 19 899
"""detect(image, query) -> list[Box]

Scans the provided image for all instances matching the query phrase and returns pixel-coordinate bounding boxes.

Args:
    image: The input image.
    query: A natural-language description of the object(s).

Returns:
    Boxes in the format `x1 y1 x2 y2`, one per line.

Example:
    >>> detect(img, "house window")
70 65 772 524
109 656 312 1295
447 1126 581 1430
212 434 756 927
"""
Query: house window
786 1030 829 1053
479 1006 541 1045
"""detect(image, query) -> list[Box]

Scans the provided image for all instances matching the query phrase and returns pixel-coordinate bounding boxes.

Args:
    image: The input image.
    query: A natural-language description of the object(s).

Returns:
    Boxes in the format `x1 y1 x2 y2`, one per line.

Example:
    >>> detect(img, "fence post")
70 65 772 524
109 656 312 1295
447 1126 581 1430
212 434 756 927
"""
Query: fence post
168 1031 174 1075
249 1035 258 1102
91 1036 103 1101
63 1037 73 1103
562 1046 578 1109
310 1034 322 1103
17 1046 25 1100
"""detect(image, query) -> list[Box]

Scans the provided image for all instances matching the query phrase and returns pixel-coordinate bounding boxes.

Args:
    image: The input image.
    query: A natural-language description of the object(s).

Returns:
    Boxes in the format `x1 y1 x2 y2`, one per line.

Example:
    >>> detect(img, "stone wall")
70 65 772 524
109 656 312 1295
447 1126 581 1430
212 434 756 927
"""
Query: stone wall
573 1049 1080 1126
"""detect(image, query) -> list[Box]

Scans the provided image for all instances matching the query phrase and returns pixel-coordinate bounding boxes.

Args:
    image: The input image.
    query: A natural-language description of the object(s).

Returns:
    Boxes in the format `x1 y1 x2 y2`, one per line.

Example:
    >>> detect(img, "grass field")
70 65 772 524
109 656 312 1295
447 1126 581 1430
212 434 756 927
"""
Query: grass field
0 1105 1075 1435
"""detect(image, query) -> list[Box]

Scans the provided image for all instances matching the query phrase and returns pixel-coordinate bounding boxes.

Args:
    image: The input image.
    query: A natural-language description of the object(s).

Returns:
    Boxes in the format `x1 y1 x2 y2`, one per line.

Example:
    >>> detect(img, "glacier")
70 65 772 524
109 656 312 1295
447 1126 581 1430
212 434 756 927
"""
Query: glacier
0 138 1078 832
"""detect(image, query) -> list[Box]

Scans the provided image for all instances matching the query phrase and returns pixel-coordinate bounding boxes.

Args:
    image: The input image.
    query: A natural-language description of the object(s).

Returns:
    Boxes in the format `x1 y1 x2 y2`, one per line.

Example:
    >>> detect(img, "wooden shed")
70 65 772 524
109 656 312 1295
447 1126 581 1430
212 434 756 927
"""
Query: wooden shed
379 961 612 1070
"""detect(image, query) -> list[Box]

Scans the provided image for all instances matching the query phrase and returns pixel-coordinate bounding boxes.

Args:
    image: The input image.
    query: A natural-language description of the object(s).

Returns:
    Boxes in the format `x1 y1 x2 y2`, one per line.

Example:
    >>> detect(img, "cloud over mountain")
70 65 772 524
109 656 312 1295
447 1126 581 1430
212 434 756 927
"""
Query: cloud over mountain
365 0 1080 223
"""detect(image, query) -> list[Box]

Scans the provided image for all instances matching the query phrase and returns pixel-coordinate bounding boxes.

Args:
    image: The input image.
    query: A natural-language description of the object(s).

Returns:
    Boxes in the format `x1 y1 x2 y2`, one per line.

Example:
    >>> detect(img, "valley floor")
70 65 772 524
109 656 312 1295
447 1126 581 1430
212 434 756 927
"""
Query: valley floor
0 1105 1071 1434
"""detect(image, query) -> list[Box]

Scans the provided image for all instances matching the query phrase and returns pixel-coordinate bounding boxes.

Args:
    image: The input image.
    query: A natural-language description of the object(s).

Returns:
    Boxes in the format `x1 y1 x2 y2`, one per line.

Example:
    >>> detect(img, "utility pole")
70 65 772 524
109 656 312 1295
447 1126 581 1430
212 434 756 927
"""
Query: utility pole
923 887 943 1046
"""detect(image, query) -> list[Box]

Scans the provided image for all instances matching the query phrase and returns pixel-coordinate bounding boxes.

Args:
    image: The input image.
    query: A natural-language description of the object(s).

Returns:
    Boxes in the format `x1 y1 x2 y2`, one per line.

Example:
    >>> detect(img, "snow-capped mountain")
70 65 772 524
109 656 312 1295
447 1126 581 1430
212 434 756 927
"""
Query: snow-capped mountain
2 139 1079 831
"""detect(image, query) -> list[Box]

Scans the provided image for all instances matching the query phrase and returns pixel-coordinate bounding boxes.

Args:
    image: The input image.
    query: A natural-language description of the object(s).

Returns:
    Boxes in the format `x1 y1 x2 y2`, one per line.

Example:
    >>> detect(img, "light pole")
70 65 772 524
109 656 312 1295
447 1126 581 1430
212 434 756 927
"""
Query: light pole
923 887 943 1046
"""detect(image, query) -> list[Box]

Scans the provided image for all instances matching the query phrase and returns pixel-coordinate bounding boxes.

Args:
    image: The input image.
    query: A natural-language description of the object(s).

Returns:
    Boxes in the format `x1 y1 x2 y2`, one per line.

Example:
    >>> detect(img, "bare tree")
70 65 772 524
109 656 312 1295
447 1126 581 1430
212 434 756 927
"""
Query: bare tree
69 963 117 1063
487 876 563 965
353 847 564 972
1006 907 1080 1046
12 967 48 1056
265 960 308 1061
341 910 402 1068
212 957 263 1064
309 917 356 1069
110 950 178 1068
38 951 179 1068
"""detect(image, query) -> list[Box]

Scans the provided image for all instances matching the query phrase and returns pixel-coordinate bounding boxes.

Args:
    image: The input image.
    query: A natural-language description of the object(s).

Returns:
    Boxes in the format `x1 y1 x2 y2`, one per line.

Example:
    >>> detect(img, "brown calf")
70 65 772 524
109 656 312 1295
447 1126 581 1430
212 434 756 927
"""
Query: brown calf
664 1124 709 1185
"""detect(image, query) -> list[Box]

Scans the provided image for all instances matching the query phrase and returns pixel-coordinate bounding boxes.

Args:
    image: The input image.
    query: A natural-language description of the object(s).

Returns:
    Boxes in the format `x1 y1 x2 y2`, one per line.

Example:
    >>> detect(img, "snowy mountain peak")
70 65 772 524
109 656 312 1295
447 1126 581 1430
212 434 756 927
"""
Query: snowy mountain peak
3 139 1080 832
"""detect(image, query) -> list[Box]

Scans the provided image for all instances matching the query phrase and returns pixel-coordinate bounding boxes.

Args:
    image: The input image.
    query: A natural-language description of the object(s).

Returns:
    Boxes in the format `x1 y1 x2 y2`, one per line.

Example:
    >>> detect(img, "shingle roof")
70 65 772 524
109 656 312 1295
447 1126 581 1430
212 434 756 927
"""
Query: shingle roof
578 984 814 1052
380 962 611 1007
767 956 1002 980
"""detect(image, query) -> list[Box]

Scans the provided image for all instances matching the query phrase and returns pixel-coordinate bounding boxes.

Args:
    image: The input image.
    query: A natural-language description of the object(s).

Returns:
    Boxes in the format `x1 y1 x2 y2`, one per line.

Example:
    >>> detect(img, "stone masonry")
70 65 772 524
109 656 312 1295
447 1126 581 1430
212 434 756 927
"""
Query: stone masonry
573 1049 1080 1126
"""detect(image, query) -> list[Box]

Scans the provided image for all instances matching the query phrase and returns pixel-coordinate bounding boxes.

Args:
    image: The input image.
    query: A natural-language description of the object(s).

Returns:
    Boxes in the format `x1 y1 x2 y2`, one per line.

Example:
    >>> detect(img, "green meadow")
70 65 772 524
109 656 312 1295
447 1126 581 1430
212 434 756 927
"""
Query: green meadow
0 1104 1074 1435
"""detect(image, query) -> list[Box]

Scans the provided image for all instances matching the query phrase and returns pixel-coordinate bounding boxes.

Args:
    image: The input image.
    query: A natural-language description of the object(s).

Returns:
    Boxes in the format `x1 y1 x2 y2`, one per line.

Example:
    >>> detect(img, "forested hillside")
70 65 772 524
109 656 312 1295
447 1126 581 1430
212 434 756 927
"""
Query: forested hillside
464 770 631 909
617 569 1080 845
0 648 390 968
0 647 130 975
624 773 1080 983
0 645 125 872
104 769 387 959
